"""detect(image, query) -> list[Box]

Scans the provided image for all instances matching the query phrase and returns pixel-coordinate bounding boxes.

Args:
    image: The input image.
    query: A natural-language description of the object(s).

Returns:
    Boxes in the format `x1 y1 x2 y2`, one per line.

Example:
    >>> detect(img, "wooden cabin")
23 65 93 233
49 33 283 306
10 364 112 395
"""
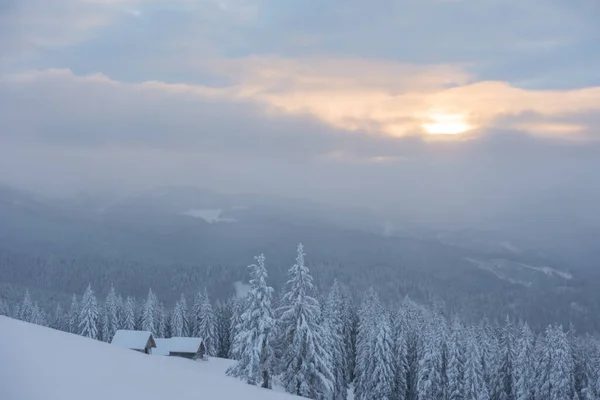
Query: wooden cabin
152 337 205 360
110 330 156 354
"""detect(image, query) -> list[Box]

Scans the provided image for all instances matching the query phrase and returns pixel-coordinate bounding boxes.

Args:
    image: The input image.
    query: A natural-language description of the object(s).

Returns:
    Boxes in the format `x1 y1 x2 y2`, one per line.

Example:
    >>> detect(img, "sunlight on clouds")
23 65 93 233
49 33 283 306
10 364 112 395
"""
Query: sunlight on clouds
4 60 600 142
206 58 600 139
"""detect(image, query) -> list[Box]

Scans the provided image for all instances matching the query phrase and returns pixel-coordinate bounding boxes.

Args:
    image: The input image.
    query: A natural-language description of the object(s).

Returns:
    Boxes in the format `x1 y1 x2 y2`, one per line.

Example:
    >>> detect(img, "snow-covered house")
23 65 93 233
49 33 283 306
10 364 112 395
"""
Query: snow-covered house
111 330 156 354
152 337 205 360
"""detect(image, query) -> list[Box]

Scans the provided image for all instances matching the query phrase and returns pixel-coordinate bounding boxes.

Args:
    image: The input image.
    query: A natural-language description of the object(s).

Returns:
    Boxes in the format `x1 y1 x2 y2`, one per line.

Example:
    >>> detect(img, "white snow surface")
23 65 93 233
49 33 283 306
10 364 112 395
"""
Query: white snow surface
0 316 303 400
111 329 153 350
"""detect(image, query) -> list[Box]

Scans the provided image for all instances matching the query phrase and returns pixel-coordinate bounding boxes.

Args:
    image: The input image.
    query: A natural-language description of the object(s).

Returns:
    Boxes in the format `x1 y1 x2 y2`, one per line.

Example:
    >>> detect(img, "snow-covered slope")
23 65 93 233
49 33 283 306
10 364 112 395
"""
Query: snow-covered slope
0 316 301 400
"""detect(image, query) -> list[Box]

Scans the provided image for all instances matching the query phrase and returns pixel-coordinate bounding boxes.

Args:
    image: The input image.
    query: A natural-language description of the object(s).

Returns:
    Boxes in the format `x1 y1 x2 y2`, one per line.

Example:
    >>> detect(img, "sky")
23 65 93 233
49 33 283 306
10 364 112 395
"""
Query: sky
1 0 599 227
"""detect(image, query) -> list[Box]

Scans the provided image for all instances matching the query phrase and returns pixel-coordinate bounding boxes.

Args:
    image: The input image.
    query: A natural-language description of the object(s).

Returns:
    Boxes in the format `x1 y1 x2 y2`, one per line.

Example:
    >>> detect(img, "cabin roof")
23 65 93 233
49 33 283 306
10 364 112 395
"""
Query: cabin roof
152 339 171 356
152 337 203 355
168 337 203 353
111 330 155 350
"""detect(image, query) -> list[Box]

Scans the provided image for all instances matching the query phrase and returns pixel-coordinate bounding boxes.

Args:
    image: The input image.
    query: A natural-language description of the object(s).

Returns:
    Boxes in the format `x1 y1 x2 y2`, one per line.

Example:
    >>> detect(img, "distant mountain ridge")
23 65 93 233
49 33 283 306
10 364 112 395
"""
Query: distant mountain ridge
0 184 598 332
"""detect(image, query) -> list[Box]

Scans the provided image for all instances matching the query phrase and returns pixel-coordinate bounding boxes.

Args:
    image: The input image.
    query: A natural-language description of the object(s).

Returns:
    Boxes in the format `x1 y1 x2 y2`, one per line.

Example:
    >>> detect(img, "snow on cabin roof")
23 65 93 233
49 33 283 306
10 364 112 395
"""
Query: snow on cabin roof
152 339 171 356
153 337 203 354
168 337 203 353
111 330 155 350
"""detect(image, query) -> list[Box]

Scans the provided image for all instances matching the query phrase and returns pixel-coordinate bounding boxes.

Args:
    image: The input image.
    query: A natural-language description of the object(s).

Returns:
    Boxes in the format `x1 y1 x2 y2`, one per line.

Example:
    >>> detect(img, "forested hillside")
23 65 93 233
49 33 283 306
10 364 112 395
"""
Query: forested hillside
3 244 600 400
1 185 598 332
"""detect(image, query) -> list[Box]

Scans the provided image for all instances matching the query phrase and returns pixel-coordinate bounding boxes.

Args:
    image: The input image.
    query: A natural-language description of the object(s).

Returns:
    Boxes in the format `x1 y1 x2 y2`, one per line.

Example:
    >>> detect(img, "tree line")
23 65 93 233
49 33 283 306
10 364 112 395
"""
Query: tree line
2 243 600 400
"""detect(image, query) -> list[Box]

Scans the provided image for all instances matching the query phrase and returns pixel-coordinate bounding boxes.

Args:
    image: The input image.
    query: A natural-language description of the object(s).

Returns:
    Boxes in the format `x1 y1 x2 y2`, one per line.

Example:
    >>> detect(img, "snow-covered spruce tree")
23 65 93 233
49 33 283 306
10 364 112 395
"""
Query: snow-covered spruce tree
463 329 490 400
369 310 396 400
52 303 67 331
30 302 46 326
324 280 349 400
417 318 443 400
100 307 110 341
199 292 218 356
493 316 516 400
115 295 125 331
0 298 9 317
392 308 408 400
20 289 34 322
533 327 551 400
447 318 465 400
400 297 425 400
79 284 99 339
190 291 203 338
124 296 136 330
179 294 189 336
216 300 233 358
547 325 574 400
342 294 357 385
278 243 334 399
141 289 158 335
103 285 119 342
68 294 79 334
575 336 598 400
228 296 244 360
227 254 276 388
477 320 498 395
12 304 21 320
514 322 534 400
157 302 167 338
354 288 381 400
171 296 187 337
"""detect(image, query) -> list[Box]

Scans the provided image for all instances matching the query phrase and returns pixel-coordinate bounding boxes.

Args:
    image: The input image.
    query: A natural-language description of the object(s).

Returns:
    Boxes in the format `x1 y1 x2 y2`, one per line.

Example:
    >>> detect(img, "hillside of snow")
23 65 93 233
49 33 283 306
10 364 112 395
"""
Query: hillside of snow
0 316 302 400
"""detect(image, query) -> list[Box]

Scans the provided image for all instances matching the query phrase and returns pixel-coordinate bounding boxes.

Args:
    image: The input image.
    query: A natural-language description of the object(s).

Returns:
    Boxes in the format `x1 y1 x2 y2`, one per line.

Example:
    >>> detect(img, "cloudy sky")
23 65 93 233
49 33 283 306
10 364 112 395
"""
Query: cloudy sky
1 0 599 226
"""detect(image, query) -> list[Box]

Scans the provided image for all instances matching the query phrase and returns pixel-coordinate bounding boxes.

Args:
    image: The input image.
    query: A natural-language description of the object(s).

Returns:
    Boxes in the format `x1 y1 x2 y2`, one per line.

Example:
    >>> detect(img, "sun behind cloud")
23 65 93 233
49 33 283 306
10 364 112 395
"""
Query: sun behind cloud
422 113 473 135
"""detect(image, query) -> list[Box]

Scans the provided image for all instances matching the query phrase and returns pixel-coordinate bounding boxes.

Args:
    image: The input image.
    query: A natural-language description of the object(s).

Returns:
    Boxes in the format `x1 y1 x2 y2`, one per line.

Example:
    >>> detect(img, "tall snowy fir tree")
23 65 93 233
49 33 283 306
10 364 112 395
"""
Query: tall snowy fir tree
278 244 333 400
446 318 465 400
369 310 396 400
30 302 46 326
392 309 409 400
547 325 574 400
417 319 443 400
157 302 167 338
227 254 276 388
141 289 158 335
533 328 552 400
100 307 110 342
354 288 380 400
402 298 425 400
103 285 119 342
216 300 233 358
115 295 125 331
78 284 99 339
324 280 349 400
171 295 188 337
199 292 218 356
493 316 516 400
477 320 498 395
463 330 490 400
68 294 79 334
124 296 136 330
514 322 534 400
0 298 9 316
229 296 244 360
20 290 33 322
52 303 67 331
190 291 203 338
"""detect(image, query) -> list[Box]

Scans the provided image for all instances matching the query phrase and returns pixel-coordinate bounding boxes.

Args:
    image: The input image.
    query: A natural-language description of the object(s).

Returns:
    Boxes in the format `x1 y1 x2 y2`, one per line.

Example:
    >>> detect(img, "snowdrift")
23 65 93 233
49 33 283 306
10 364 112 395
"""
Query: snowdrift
0 316 301 400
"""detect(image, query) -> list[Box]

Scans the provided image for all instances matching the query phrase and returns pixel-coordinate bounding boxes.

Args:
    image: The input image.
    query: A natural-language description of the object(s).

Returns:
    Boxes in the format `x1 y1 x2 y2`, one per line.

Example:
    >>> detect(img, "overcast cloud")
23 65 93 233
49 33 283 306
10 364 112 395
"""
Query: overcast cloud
1 0 599 228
